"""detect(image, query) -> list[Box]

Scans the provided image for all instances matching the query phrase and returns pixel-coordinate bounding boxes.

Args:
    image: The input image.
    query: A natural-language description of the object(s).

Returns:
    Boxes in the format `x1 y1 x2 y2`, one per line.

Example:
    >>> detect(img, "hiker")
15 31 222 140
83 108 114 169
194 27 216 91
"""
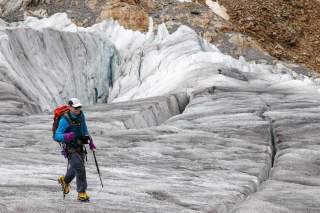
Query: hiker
53 98 96 202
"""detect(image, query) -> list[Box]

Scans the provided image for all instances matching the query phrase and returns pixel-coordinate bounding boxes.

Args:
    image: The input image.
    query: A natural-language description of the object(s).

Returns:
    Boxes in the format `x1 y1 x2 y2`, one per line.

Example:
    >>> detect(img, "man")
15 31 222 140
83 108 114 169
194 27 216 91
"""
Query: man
54 98 96 201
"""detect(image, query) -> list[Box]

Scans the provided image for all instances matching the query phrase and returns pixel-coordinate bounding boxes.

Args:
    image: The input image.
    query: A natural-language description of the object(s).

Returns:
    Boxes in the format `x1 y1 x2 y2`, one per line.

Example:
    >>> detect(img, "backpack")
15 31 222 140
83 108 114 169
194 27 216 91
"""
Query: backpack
52 105 70 138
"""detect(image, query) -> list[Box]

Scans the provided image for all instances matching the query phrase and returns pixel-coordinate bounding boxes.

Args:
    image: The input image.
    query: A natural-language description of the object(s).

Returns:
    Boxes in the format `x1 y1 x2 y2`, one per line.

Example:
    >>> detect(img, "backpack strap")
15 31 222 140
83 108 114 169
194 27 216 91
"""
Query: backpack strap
63 112 72 125
63 111 81 127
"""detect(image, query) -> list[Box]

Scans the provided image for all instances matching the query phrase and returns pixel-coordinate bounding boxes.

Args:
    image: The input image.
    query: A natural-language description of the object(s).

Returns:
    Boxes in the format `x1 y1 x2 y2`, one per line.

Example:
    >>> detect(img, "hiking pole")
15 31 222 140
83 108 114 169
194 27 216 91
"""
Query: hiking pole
64 158 69 200
92 150 103 188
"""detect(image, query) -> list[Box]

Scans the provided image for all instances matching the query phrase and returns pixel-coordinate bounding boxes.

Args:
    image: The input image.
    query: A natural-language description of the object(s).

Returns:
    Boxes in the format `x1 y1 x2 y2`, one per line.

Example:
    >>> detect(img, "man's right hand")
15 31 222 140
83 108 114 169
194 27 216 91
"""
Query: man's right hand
64 132 75 142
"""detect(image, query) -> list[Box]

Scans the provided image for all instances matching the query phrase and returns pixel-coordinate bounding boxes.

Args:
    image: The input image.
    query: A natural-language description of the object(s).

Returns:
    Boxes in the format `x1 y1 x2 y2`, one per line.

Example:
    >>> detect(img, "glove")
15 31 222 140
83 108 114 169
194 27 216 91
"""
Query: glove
89 138 96 150
64 132 75 142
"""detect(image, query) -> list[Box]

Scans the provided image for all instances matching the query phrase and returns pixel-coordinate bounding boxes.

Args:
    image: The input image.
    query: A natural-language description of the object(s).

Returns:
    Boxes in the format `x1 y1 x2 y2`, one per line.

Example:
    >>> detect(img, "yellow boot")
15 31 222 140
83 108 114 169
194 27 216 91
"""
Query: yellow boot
58 176 70 194
78 191 90 202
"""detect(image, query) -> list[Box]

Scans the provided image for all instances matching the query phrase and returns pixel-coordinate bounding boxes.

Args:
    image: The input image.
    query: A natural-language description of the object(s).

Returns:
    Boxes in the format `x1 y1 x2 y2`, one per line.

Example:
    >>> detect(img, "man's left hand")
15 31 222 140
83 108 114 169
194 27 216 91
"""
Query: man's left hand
89 138 97 150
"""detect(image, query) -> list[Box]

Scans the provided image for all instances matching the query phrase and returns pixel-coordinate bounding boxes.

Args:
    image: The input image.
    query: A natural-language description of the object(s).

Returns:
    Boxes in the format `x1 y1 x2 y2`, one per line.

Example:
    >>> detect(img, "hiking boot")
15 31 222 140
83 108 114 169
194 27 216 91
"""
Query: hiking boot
58 176 70 194
78 192 90 202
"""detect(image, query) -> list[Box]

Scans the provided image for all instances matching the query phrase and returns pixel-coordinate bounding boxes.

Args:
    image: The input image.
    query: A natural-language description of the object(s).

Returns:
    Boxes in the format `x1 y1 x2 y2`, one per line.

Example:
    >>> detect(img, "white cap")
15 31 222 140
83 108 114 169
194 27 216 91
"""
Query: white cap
68 98 82 108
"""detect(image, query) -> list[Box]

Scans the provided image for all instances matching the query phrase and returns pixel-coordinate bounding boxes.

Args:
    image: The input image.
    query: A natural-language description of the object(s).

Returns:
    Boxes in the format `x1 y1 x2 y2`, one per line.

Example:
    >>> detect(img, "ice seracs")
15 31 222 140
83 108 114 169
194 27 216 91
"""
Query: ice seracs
0 13 317 113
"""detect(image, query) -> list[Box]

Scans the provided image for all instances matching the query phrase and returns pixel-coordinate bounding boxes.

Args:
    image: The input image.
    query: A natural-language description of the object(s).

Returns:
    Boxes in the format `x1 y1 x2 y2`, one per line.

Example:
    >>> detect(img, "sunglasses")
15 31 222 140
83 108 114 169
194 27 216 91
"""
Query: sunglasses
74 106 82 110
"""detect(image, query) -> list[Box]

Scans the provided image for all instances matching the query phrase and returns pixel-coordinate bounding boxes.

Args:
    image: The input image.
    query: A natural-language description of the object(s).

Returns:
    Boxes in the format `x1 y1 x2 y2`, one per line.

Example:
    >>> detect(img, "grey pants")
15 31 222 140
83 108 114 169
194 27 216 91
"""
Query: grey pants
64 152 87 192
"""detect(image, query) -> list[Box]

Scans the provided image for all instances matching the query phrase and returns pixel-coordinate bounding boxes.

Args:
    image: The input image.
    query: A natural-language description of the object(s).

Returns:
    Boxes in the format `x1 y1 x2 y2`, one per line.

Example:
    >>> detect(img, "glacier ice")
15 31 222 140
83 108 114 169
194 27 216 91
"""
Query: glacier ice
0 14 119 114
1 13 318 113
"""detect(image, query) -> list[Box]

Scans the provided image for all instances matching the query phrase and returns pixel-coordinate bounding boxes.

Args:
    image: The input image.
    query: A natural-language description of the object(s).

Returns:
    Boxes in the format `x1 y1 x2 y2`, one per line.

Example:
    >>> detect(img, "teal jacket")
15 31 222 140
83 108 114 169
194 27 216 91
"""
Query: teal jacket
54 111 89 148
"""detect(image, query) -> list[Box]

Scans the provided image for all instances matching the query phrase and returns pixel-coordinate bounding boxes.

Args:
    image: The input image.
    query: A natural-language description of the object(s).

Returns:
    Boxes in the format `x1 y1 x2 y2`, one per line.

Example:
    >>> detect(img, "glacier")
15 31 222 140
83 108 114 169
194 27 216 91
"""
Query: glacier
0 13 320 213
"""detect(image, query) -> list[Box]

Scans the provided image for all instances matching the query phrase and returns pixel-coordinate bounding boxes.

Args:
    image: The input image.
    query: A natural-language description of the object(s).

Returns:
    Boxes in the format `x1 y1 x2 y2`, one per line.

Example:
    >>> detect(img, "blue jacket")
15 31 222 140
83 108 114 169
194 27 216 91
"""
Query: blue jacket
54 111 89 149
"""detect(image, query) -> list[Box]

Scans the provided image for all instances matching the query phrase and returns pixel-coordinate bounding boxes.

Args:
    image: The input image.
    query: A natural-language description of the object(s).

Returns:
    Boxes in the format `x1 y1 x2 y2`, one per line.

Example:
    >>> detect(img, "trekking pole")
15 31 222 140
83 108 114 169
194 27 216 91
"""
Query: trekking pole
64 158 69 200
92 150 103 188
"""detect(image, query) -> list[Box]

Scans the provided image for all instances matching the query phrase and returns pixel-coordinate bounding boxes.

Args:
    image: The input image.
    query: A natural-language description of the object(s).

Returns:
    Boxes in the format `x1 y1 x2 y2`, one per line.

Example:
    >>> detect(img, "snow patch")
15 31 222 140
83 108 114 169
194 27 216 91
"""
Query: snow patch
206 0 230 20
